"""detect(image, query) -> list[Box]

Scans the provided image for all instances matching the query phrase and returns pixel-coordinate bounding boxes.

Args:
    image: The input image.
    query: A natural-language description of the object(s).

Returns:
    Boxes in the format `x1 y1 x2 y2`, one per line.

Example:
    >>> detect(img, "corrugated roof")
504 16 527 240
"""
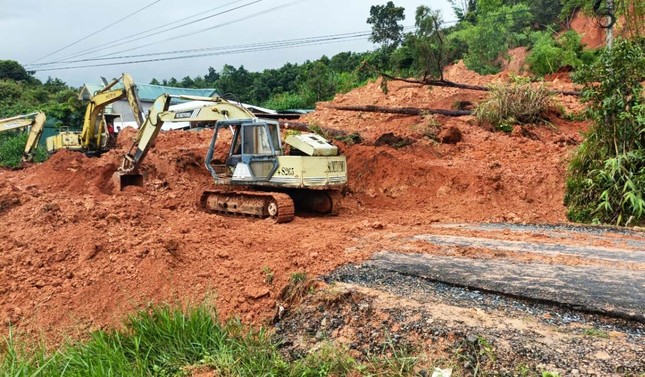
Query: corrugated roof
137 84 218 102
79 82 218 102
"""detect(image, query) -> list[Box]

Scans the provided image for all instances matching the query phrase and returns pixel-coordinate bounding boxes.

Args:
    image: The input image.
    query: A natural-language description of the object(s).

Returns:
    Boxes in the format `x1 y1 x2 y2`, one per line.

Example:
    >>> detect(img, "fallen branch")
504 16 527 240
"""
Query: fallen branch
331 105 472 117
379 72 581 97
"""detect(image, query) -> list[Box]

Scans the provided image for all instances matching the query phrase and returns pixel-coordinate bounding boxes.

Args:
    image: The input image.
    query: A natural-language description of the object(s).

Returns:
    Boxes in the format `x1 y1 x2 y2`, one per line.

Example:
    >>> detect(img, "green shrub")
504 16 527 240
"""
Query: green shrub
565 39 645 225
474 79 559 131
263 92 313 111
0 132 48 168
526 30 586 76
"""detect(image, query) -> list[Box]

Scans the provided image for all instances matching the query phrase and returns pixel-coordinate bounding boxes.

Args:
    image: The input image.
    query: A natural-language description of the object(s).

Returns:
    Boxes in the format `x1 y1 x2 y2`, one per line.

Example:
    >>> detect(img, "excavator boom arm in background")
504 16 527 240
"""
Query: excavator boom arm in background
23 112 47 161
79 73 144 152
0 112 47 162
46 73 144 155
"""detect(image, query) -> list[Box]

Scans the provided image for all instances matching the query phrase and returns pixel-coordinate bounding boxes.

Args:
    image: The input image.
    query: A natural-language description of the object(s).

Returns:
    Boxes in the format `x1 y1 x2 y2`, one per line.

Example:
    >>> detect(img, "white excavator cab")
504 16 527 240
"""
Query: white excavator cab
226 121 282 181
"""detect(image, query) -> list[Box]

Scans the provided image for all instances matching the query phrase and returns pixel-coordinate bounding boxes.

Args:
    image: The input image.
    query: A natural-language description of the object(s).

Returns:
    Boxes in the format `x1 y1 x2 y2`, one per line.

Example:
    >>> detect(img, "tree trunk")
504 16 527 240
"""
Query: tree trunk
331 105 472 117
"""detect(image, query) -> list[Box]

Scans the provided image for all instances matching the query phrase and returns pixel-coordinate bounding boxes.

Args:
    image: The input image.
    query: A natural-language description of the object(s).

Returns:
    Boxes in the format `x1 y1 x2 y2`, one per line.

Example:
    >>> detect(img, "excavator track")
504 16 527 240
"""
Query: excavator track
199 190 295 223
327 190 343 216
289 189 343 216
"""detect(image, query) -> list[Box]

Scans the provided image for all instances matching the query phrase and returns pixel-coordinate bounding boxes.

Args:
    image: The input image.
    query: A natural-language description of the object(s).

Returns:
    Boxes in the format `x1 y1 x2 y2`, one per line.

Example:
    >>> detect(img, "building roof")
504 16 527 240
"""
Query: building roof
79 82 218 102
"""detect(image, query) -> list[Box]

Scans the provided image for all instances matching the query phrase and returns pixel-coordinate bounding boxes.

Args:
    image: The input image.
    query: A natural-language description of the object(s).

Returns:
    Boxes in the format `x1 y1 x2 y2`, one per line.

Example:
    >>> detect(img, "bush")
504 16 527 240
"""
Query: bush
0 132 48 168
263 92 313 110
474 79 559 132
527 30 586 76
565 40 645 225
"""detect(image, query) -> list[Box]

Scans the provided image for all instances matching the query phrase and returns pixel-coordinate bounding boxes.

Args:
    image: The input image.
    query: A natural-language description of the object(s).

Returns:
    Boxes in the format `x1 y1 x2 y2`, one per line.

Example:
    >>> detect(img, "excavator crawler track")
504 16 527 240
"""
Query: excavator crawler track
199 190 295 223
327 191 343 216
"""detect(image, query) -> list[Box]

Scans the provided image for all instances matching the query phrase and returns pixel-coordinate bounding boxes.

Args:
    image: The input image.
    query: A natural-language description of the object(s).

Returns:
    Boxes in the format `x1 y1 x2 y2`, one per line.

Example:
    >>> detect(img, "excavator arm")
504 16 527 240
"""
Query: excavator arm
113 93 171 189
47 73 144 154
23 112 47 162
80 73 144 152
0 112 47 162
113 95 256 190
0 113 38 132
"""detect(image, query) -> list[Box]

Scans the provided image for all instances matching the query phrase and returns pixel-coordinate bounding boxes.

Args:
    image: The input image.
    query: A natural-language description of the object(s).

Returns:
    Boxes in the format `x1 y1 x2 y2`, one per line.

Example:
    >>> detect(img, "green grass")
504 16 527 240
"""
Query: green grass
0 131 48 168
1 304 420 376
581 327 609 338
474 80 559 132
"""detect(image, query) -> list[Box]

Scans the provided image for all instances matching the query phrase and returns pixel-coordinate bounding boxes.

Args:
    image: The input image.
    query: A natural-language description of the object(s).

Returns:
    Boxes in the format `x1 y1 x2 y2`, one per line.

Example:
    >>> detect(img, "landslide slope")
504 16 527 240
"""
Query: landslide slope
0 62 588 339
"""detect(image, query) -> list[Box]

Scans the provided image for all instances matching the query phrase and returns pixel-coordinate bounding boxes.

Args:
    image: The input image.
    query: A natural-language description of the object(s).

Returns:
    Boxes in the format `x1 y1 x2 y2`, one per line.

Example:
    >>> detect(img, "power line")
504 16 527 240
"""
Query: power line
90 0 313 60
27 0 305 68
32 33 378 72
31 29 399 66
28 8 535 73
27 0 259 68
28 5 529 69
30 0 162 64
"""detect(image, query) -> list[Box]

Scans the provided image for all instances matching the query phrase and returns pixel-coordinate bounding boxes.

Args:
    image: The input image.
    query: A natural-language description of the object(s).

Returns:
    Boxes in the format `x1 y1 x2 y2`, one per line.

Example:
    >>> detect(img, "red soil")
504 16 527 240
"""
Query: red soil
0 62 589 341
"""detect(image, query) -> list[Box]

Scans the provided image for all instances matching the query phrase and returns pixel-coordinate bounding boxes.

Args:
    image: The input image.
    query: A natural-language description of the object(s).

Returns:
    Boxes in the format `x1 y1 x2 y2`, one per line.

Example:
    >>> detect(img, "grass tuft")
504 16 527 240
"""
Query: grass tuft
474 80 559 132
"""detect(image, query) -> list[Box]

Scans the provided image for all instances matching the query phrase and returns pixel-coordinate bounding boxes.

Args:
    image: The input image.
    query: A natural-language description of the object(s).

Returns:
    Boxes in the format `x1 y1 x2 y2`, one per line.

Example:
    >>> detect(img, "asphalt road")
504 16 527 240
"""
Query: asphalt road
348 223 645 322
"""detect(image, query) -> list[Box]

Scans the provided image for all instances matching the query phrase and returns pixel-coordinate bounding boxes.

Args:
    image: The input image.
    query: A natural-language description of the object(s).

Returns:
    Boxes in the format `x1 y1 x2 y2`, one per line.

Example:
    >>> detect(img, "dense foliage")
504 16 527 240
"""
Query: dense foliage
0 60 83 167
0 62 83 126
0 131 48 168
565 39 645 225
149 52 377 110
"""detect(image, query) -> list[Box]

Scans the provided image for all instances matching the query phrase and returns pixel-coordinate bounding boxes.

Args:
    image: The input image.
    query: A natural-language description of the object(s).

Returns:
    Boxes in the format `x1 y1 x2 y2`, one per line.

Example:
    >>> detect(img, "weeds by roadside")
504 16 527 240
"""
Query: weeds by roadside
0 303 423 377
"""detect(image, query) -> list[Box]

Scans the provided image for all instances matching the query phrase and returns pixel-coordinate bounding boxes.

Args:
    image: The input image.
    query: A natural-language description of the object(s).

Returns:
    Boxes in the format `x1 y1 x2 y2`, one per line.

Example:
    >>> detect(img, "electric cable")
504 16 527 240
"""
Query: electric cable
27 0 261 67
30 0 162 64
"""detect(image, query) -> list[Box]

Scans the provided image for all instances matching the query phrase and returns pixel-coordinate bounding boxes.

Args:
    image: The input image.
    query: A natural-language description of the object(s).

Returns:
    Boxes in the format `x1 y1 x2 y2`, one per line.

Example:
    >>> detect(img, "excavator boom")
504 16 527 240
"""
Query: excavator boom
0 112 47 162
113 95 256 190
23 112 47 162
47 73 144 154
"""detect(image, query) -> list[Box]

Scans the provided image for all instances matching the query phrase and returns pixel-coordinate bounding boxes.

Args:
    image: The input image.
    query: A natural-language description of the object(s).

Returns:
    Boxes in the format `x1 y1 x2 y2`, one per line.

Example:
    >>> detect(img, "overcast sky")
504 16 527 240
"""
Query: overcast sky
0 0 454 87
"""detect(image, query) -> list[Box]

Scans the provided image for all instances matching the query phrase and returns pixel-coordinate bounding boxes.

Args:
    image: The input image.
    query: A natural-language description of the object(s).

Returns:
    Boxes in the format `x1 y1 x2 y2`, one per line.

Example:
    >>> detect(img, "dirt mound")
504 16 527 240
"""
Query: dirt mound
0 61 590 341
569 11 605 49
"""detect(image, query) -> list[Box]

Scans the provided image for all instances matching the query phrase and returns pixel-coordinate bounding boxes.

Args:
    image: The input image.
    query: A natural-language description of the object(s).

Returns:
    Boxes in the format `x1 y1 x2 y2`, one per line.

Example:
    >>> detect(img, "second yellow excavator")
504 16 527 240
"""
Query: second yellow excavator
46 73 144 155
112 95 347 222
0 111 47 162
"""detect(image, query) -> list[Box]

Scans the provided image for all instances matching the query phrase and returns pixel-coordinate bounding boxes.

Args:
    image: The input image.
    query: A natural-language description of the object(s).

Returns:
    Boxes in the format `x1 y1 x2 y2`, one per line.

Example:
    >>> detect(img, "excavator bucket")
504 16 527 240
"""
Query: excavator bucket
112 171 143 191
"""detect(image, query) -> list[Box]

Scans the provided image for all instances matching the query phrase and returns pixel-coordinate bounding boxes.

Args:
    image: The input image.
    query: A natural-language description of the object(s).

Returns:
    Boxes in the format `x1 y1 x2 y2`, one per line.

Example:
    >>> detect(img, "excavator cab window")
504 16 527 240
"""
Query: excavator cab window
242 124 274 155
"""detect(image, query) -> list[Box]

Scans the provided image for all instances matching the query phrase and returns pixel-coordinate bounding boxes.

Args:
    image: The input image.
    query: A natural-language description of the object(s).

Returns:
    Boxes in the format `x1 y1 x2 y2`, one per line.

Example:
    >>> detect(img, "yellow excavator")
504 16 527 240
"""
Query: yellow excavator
113 95 347 222
0 111 47 162
46 73 144 155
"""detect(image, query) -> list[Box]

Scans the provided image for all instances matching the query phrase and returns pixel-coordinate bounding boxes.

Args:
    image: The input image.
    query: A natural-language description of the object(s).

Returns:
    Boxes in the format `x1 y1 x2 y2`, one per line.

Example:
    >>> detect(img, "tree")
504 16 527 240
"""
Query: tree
366 1 406 50
565 40 645 225
180 76 194 88
407 6 450 80
449 0 476 22
301 61 336 103
451 0 532 74
204 67 220 85
0 60 39 84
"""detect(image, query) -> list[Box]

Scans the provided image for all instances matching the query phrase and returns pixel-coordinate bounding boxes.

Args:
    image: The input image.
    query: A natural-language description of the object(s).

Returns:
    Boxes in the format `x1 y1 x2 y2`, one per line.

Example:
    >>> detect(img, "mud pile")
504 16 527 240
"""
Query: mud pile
0 61 589 339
